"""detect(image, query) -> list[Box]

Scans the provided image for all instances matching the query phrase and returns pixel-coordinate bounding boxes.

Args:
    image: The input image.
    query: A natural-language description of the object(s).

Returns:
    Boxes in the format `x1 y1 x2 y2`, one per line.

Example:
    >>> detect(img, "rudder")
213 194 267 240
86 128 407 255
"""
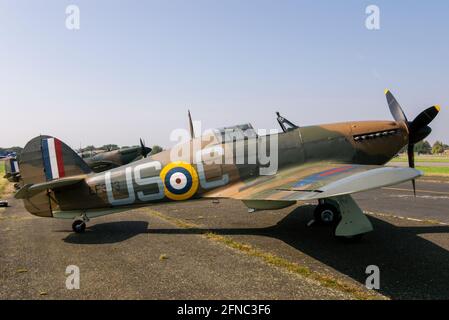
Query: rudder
20 135 91 184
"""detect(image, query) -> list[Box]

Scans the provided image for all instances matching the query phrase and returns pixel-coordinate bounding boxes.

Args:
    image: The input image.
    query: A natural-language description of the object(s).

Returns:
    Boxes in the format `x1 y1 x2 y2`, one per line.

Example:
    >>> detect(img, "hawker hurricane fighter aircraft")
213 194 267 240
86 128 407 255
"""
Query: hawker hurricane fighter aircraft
15 91 440 241
81 140 152 172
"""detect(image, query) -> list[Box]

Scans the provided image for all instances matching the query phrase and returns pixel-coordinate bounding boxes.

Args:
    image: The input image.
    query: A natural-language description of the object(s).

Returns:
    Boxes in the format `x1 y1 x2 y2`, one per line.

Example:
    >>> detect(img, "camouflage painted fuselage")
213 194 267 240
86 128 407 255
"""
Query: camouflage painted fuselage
50 120 407 213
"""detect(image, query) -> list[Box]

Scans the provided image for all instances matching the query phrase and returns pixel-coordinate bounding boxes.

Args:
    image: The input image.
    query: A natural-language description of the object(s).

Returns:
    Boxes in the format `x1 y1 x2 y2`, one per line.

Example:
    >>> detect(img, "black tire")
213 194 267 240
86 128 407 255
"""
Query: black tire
72 220 86 233
314 203 341 225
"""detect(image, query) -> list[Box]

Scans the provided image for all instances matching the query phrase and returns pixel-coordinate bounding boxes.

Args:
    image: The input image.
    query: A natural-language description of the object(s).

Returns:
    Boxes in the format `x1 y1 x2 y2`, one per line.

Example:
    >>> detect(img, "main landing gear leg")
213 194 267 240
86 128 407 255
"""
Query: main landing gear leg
330 195 373 241
72 213 90 233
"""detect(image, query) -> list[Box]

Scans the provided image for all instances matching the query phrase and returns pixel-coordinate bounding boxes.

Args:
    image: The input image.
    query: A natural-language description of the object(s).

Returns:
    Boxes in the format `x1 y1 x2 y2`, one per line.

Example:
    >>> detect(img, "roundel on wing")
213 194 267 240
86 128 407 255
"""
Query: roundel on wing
160 162 199 201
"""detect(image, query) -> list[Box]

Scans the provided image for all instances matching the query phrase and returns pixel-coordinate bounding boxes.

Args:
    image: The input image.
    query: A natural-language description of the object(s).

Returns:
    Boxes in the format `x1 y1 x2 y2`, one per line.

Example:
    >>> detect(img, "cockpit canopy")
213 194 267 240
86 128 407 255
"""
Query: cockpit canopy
213 123 258 143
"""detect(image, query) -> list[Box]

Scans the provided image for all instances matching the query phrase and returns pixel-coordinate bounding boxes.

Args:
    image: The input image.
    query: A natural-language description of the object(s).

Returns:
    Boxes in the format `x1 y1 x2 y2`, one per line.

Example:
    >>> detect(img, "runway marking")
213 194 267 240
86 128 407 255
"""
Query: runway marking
419 178 449 185
390 194 449 200
144 208 384 300
382 187 449 196
365 211 449 226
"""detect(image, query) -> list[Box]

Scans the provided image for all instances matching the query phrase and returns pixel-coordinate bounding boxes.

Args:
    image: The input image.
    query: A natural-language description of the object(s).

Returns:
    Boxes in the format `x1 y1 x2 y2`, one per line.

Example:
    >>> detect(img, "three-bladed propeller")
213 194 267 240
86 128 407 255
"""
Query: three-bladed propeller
385 90 441 195
140 138 152 158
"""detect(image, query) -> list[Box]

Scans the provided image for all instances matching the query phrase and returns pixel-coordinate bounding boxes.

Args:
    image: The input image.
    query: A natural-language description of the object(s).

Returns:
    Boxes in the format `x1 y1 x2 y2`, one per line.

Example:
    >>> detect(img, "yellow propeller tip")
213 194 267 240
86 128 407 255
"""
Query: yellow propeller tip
384 89 390 95
435 105 441 112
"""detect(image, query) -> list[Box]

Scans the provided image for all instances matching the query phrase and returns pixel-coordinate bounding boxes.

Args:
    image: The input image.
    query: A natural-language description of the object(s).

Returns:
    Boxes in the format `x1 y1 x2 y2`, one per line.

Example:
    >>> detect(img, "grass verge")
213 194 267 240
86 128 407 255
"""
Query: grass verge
416 166 449 176
0 163 8 198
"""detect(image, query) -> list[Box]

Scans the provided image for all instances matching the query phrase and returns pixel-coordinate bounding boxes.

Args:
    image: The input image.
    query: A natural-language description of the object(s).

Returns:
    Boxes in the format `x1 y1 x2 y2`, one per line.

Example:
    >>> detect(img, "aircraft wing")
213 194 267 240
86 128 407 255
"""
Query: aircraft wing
203 163 421 202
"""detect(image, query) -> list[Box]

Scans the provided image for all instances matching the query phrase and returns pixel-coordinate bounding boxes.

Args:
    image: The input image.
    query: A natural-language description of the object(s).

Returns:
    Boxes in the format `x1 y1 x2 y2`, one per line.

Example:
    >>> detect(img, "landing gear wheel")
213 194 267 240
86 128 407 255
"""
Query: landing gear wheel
314 203 341 226
72 220 86 233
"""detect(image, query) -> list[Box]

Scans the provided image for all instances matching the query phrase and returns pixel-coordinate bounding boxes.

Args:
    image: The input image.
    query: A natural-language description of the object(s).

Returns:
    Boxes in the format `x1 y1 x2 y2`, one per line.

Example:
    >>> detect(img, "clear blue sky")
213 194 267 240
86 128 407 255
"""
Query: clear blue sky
1 0 448 148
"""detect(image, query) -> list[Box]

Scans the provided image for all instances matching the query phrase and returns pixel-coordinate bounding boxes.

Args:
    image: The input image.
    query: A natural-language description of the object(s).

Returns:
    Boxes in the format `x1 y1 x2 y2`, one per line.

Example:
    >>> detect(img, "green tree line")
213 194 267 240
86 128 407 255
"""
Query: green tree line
408 140 449 155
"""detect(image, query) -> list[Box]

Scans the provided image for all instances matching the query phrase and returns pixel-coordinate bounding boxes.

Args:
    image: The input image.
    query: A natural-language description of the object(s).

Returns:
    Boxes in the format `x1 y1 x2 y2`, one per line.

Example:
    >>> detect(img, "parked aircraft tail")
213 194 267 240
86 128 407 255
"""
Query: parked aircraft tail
3 157 19 178
17 135 92 216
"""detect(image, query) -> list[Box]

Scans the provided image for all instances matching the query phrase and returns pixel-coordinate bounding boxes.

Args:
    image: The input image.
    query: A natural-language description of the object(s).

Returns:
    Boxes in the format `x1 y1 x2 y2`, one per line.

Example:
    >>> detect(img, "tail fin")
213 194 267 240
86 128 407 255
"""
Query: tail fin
20 135 91 185
18 135 92 217
3 157 20 182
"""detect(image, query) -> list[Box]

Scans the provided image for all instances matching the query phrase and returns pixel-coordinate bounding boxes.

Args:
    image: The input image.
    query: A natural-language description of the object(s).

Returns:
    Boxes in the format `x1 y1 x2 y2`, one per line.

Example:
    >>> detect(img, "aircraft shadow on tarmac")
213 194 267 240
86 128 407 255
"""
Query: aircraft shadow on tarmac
63 221 150 244
64 206 449 299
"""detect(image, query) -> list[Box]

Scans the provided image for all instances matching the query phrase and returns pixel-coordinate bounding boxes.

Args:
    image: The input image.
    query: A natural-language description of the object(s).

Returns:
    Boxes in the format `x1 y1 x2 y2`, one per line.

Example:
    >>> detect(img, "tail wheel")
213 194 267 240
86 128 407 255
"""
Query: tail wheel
314 203 341 225
72 220 86 233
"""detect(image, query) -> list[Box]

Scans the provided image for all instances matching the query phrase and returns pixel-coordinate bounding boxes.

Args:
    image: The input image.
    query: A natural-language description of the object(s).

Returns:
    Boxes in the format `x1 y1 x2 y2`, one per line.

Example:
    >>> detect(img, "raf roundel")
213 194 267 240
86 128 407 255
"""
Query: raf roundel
160 162 199 201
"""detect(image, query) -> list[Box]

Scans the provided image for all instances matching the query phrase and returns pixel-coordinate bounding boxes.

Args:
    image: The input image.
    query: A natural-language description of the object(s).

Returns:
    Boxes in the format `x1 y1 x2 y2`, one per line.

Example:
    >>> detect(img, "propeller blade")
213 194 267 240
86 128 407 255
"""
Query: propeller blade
384 91 441 197
407 144 416 197
409 105 440 133
407 144 415 168
385 89 408 123
188 110 195 139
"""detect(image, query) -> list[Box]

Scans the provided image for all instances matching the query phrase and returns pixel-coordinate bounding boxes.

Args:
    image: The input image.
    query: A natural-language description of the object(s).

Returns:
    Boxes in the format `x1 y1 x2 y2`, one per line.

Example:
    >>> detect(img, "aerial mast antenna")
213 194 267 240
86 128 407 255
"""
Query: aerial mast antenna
188 110 195 139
